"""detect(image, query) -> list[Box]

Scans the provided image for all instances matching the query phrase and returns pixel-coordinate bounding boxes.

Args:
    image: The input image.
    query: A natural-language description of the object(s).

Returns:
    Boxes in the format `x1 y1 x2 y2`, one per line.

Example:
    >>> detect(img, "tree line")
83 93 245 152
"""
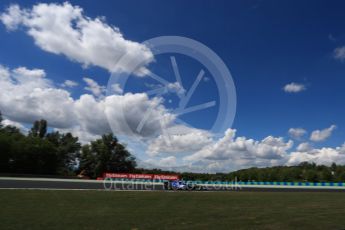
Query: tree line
1 112 345 182
137 163 345 182
227 162 345 182
0 112 136 178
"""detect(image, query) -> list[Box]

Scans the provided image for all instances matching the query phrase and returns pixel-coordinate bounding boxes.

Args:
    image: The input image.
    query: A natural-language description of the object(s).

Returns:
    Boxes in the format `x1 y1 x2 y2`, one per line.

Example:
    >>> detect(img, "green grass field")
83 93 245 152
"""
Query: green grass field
0 190 345 230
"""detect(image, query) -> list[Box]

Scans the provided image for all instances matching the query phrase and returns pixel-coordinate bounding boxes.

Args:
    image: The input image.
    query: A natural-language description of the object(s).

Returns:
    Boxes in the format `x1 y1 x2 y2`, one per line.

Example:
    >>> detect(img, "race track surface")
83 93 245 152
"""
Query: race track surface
0 177 164 190
1 177 345 192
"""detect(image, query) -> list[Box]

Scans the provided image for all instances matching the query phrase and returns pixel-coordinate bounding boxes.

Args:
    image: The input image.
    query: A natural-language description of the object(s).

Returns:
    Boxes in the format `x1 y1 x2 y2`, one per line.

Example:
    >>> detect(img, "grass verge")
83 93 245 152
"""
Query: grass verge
0 190 344 229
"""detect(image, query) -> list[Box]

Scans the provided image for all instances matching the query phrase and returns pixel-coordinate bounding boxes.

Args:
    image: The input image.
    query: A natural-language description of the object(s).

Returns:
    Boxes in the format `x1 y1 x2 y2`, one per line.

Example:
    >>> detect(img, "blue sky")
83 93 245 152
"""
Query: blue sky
1 0 345 172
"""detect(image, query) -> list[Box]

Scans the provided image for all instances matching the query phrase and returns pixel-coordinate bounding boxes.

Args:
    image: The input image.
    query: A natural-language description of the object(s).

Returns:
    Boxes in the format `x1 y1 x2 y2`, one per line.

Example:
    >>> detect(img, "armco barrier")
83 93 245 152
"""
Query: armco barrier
107 179 345 188
236 181 345 187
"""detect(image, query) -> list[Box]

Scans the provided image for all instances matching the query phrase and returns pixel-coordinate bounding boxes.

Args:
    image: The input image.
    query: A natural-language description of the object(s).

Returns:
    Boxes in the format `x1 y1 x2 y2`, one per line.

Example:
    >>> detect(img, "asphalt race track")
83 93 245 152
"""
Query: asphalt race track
1 177 345 192
0 177 164 190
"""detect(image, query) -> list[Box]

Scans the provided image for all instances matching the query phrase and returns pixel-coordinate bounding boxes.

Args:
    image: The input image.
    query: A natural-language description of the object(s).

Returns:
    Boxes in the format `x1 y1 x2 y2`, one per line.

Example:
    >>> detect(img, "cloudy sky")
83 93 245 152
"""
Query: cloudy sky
1 0 345 172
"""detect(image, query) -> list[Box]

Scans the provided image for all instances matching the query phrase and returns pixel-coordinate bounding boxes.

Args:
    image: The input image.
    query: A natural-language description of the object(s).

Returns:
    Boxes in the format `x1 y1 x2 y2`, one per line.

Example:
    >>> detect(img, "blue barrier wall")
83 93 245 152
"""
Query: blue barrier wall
108 178 345 187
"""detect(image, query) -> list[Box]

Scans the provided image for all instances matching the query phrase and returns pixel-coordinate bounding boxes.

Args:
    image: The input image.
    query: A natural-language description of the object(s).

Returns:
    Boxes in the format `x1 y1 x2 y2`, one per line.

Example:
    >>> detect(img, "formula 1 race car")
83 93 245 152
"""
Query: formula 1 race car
164 180 199 191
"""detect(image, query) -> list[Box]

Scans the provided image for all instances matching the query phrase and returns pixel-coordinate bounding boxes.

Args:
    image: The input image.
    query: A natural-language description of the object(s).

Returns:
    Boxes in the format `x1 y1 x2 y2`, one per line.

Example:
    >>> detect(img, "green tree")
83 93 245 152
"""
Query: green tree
0 120 24 173
79 144 96 177
11 136 57 174
30 120 47 138
78 134 136 178
46 131 81 175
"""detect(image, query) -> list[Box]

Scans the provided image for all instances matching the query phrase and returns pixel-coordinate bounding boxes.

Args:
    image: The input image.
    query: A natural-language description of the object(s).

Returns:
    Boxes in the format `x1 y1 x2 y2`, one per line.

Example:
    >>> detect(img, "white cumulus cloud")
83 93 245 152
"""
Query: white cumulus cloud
288 144 345 166
0 65 10 80
0 2 154 75
145 156 177 168
147 125 213 156
334 46 345 61
111 83 123 95
1 64 344 171
283 82 306 93
62 80 79 88
0 64 177 143
83 77 105 97
310 125 336 142
0 4 23 30
183 129 294 171
0 65 75 128
296 142 312 152
13 67 46 78
288 128 307 139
